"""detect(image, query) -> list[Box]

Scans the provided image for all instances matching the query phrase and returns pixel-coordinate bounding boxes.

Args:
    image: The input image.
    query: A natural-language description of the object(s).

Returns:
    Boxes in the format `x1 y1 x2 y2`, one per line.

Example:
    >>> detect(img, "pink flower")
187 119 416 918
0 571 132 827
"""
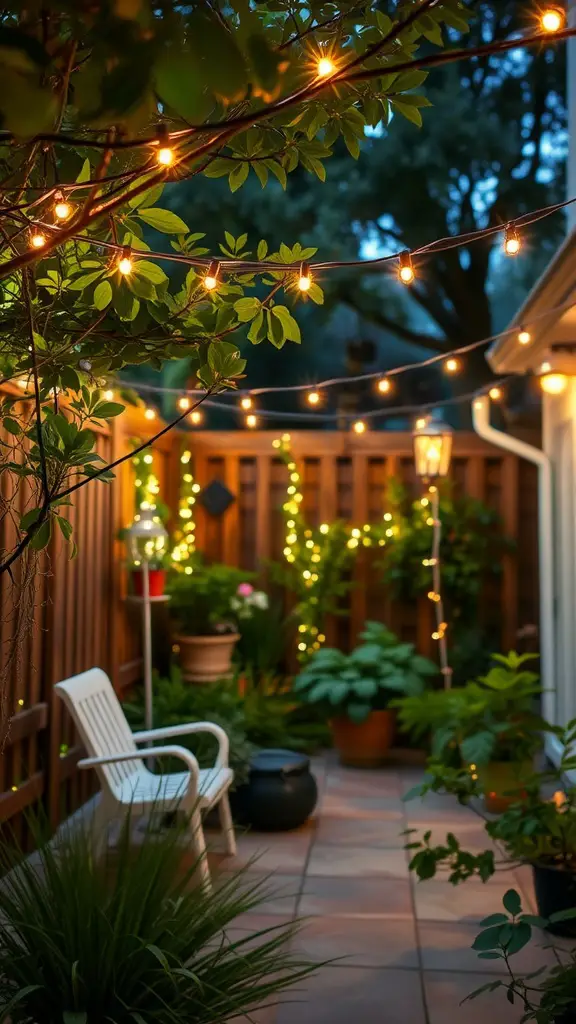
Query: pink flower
237 582 254 597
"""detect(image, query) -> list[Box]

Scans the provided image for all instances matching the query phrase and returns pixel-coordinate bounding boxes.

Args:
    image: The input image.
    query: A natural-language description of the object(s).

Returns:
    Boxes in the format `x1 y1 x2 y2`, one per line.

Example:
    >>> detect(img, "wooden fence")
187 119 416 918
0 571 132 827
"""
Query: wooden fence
0 422 540 838
190 430 540 659
0 395 177 841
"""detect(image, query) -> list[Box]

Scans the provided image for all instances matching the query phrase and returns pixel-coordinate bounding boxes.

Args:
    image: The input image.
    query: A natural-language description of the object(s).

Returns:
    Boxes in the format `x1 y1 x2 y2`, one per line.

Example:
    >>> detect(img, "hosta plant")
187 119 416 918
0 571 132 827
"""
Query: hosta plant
293 621 437 723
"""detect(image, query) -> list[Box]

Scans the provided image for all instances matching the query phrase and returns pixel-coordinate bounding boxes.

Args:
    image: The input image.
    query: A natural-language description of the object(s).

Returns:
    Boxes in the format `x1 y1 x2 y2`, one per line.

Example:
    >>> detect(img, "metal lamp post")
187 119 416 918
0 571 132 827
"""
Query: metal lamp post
412 417 453 687
126 510 169 731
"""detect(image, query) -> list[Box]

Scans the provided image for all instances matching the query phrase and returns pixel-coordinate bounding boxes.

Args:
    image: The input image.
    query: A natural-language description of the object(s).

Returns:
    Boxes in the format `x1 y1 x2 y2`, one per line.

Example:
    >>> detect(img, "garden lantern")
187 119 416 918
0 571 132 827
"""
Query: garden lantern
412 418 453 481
125 511 169 733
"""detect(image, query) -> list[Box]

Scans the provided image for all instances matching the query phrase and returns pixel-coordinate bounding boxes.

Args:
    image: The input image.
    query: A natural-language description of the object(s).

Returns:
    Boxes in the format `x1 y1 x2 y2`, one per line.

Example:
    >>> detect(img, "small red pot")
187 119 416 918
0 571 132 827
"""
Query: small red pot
131 568 166 597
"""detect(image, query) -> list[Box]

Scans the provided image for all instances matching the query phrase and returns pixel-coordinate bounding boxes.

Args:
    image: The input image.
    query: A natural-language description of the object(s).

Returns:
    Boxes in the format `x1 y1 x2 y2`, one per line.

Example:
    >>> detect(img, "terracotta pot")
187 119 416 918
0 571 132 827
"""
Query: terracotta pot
131 568 166 597
331 710 395 768
479 760 531 814
177 633 240 684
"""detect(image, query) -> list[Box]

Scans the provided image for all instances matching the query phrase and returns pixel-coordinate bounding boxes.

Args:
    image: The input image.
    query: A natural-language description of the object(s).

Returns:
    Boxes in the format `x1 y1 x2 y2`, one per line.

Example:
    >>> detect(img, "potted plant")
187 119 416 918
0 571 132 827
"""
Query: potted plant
166 563 268 683
129 550 172 597
467 888 576 1022
396 651 544 811
405 723 576 935
0 812 318 1024
293 621 437 767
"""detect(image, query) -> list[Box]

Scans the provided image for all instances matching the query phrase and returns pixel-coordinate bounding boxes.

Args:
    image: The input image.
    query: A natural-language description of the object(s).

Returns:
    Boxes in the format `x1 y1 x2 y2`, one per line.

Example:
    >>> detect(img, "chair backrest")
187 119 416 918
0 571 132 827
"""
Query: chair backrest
55 668 143 800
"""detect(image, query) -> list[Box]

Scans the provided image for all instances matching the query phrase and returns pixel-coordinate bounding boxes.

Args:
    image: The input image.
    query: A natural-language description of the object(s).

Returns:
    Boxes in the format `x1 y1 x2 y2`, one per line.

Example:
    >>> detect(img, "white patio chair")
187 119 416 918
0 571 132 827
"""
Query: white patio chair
55 667 236 887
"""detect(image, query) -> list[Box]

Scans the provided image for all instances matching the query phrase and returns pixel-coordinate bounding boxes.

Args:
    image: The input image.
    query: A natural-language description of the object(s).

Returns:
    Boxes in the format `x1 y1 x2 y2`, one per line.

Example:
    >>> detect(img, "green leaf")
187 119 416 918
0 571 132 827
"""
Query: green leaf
271 305 301 343
3 416 21 436
347 701 372 724
68 270 104 291
93 280 112 310
134 260 169 285
55 516 73 542
29 518 51 551
154 48 212 122
91 402 125 420
229 162 249 193
502 890 522 917
390 99 423 128
479 914 509 927
20 507 43 532
307 282 324 305
234 297 261 322
247 310 267 344
138 208 189 234
76 158 91 183
266 308 285 349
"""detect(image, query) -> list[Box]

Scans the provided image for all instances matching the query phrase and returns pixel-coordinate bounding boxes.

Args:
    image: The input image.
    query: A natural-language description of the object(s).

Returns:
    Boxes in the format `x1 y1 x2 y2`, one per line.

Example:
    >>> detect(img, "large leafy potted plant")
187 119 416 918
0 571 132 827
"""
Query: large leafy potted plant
0 814 317 1024
166 563 266 683
293 621 437 767
396 652 543 811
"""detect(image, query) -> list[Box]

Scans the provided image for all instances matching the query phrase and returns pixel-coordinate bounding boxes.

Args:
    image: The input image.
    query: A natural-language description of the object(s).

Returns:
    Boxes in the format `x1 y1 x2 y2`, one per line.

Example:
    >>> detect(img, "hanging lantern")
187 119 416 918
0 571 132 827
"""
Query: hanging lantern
412 418 453 480
126 509 168 565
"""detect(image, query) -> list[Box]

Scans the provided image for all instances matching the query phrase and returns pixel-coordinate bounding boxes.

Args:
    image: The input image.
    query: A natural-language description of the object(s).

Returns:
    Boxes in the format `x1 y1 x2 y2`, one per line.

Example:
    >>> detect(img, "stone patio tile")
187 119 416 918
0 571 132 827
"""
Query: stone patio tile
219 913 296 944
275 966 426 1024
216 872 303 916
307 843 408 879
314 814 405 848
424 971 525 1024
419 920 555 973
297 875 413 919
292 915 419 968
224 832 313 873
320 794 404 820
325 769 403 798
404 795 480 824
413 879 523 922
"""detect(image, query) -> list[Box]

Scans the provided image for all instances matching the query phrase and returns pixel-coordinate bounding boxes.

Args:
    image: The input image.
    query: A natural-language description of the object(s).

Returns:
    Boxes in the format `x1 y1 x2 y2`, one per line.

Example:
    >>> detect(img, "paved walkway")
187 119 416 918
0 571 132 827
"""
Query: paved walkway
209 753 552 1024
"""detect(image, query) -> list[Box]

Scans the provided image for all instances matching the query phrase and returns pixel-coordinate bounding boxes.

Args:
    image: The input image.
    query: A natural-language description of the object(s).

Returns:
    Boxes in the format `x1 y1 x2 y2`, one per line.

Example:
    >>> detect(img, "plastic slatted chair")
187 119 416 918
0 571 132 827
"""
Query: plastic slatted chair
55 667 236 886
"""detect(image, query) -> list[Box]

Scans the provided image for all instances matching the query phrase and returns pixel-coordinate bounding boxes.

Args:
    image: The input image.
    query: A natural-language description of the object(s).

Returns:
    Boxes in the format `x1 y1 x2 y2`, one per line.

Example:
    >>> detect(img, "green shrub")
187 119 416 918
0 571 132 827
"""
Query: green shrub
293 621 437 723
166 563 254 636
0 816 317 1024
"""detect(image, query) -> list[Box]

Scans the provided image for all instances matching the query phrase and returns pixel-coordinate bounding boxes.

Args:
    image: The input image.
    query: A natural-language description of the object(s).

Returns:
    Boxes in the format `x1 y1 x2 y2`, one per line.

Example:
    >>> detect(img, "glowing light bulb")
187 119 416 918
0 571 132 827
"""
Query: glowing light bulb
504 224 521 256
241 396 253 410
518 328 531 345
103 389 114 401
541 373 567 395
118 248 133 275
541 7 564 32
319 523 329 534
189 410 203 425
30 230 46 249
54 195 72 220
298 262 311 291
399 250 415 284
489 386 502 401
445 357 460 374
415 417 427 430
144 407 155 420
317 57 336 76
157 147 174 166
377 378 391 394
204 260 220 291
353 420 366 434
307 390 320 406
246 413 258 428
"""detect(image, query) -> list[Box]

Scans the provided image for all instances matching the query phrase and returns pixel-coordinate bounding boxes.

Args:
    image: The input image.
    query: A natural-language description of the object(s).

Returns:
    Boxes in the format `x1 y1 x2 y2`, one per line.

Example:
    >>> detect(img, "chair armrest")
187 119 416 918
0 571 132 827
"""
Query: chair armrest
78 745 200 784
132 723 230 768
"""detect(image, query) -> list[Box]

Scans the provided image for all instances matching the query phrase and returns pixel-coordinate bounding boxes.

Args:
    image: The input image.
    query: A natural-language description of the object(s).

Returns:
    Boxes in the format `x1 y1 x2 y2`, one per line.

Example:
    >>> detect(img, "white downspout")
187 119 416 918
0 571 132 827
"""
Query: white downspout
472 398 556 732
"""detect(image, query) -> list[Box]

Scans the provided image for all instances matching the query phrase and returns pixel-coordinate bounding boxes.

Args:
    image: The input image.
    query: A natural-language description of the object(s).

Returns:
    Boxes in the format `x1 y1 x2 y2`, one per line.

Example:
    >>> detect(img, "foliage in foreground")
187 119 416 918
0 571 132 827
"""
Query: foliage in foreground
0 814 317 1024
293 621 437 723
468 889 576 1023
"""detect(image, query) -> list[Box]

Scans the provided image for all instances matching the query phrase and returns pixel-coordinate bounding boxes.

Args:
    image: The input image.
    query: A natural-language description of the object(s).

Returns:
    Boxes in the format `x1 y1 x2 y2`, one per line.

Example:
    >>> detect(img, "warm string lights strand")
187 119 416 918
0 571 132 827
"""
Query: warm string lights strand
171 447 200 569
424 486 452 688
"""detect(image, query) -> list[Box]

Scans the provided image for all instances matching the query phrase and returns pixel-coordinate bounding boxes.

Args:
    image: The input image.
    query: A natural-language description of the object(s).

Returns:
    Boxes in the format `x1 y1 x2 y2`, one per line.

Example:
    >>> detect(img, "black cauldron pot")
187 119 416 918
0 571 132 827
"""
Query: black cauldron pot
231 748 318 831
533 862 576 937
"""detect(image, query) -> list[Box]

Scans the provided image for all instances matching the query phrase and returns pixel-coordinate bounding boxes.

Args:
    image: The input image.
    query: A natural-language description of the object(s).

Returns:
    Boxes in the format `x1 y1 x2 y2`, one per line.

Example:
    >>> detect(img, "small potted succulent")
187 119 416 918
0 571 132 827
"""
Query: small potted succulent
396 652 543 811
293 621 437 767
166 563 268 684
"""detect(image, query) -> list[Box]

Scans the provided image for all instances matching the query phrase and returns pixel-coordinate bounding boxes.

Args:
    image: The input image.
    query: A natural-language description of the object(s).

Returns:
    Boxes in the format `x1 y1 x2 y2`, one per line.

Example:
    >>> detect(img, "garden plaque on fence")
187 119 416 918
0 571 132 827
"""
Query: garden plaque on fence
198 479 236 517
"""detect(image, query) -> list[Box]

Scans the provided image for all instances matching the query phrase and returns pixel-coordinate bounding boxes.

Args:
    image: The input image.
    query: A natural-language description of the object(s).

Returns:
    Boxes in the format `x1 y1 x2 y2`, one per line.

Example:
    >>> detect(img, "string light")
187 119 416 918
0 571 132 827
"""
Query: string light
204 260 220 291
399 250 415 285
103 389 114 401
518 327 531 345
307 390 321 406
30 229 46 249
178 397 191 411
489 386 502 401
118 247 133 275
541 7 564 32
157 145 174 166
504 223 521 256
377 378 391 395
445 357 460 374
172 445 197 565
540 373 568 395
353 419 367 434
144 407 156 420
54 193 72 220
415 417 428 430
246 413 258 428
298 262 311 291
240 396 253 410
189 409 203 425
